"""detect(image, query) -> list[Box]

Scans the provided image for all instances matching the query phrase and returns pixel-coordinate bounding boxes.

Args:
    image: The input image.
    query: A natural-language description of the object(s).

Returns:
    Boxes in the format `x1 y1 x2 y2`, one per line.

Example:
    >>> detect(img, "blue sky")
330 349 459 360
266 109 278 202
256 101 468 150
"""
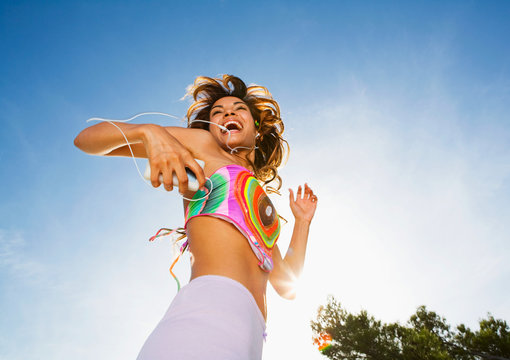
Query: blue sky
1 1 510 359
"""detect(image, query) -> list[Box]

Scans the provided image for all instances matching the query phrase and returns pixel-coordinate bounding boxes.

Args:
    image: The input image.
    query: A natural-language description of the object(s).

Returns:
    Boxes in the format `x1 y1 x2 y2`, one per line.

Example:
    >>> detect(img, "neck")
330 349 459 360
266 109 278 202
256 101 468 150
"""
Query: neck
227 147 256 172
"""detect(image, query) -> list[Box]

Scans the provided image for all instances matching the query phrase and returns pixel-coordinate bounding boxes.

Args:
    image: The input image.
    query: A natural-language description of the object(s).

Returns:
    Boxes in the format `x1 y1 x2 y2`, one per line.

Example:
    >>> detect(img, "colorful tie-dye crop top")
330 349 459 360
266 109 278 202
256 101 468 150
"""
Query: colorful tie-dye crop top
184 164 281 272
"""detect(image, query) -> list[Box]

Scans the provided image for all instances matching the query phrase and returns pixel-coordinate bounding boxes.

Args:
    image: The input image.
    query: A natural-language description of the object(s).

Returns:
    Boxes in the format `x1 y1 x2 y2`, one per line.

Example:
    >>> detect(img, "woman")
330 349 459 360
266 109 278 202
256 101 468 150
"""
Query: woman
74 75 317 359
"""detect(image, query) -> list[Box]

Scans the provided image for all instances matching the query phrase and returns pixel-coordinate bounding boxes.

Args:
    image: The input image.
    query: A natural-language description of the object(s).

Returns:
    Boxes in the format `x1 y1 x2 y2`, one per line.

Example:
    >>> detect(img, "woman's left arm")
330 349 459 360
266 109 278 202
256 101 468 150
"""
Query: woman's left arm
270 183 317 299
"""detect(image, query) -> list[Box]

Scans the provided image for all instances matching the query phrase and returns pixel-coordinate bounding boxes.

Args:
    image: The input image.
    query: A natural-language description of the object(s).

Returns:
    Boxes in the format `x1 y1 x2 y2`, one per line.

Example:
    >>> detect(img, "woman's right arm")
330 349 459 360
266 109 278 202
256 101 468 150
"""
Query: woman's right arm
73 122 208 192
74 121 148 156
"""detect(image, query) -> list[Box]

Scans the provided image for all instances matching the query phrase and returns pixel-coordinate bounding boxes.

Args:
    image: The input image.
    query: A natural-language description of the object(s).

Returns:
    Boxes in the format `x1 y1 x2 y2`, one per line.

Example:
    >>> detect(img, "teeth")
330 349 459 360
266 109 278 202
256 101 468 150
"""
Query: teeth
223 120 242 132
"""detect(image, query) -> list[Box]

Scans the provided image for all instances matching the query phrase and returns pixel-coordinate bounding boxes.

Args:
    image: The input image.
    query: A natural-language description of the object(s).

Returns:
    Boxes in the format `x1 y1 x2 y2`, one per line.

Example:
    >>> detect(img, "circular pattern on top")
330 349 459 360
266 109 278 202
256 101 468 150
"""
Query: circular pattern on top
235 171 280 249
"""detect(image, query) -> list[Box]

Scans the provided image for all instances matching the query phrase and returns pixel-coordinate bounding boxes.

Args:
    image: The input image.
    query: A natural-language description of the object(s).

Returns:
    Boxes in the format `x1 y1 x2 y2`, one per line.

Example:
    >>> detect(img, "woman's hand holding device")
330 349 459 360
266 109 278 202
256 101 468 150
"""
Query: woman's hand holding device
143 159 205 192
141 124 206 193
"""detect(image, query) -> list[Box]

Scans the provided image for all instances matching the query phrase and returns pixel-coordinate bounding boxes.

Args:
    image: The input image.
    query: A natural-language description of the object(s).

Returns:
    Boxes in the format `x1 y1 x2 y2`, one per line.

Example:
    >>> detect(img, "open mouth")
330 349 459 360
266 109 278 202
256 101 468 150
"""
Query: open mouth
221 120 243 133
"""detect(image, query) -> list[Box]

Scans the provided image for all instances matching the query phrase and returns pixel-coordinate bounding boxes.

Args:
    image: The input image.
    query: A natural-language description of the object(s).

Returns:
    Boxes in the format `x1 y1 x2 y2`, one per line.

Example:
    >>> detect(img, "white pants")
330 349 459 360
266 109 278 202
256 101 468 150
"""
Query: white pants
137 275 266 360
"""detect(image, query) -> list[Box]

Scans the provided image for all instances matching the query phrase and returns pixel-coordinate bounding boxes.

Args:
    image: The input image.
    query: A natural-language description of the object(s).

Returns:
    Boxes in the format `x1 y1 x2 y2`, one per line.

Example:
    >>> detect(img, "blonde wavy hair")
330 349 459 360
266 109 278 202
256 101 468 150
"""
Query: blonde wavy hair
185 75 289 193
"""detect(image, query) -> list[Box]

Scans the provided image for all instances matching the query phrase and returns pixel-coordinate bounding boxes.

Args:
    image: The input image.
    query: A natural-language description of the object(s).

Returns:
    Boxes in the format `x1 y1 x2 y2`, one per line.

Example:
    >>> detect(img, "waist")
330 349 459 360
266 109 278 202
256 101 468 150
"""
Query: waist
186 216 269 319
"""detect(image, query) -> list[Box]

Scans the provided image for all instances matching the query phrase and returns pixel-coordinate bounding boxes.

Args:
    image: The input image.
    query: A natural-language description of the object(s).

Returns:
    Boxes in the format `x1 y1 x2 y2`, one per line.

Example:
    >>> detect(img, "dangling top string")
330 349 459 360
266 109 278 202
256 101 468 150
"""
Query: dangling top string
148 227 188 291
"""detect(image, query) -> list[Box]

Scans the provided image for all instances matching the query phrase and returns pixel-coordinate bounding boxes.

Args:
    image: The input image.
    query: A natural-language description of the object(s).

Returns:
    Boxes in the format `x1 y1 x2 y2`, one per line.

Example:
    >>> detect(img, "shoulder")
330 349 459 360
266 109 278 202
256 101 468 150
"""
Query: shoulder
163 126 216 146
163 126 222 159
163 126 212 140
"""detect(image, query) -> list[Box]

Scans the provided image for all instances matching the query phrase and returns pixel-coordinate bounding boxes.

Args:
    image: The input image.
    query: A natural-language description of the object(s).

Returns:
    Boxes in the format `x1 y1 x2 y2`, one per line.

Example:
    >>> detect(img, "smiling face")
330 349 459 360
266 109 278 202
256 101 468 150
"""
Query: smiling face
186 75 287 191
209 96 258 152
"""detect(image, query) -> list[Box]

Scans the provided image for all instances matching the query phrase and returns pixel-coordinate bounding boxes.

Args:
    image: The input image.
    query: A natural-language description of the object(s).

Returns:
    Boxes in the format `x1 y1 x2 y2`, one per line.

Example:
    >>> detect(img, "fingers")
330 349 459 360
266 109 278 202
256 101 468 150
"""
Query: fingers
161 166 174 192
173 164 189 194
304 183 311 199
151 160 174 191
150 163 164 189
185 158 206 190
145 126 198 193
289 188 295 203
149 156 207 194
291 183 318 202
305 184 317 202
305 183 318 203
157 157 179 192
304 183 317 201
150 158 179 192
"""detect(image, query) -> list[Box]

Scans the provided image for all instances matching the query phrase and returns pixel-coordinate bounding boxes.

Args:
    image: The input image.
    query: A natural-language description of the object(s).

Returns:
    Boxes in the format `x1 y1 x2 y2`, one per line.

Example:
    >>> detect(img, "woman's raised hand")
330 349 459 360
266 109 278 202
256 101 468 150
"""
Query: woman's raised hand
142 124 206 193
289 183 318 223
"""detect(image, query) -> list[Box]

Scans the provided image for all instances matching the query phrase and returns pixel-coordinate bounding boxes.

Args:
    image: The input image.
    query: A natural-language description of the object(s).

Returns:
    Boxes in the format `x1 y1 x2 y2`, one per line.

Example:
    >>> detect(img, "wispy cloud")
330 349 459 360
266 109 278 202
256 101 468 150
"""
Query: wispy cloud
0 229 47 283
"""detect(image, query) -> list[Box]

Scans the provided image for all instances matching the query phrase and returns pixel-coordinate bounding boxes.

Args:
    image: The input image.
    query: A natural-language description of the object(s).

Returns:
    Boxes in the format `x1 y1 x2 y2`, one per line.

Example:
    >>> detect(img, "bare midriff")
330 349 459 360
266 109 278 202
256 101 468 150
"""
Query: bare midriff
185 216 270 321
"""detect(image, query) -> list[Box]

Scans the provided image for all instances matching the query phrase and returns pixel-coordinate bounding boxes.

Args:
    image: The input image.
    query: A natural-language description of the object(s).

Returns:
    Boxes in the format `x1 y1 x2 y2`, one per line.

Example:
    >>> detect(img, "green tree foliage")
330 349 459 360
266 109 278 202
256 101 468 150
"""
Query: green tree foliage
311 296 510 360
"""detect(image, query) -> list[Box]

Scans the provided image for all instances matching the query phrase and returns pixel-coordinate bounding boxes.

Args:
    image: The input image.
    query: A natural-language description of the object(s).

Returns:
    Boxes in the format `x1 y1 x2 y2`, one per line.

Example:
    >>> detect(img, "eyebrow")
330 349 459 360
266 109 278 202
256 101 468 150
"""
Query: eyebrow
211 101 246 110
